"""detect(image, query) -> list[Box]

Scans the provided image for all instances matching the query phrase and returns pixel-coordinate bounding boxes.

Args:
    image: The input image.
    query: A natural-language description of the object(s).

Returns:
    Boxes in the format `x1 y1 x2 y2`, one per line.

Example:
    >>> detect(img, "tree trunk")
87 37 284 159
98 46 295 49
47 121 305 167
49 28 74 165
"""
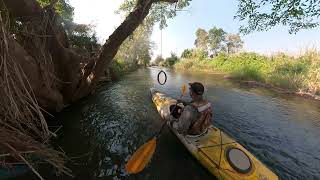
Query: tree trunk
1 0 178 111
0 0 181 175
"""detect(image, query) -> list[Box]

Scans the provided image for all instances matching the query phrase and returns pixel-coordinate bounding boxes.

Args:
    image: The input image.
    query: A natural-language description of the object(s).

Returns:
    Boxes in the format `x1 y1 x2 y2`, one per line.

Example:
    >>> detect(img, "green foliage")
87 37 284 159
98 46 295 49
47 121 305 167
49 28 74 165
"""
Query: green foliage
119 0 320 33
192 49 208 60
110 59 140 79
67 24 100 56
162 52 179 67
175 58 194 69
231 66 264 82
175 50 320 94
226 33 243 54
236 0 320 34
208 27 226 55
193 27 243 56
115 24 153 68
154 55 165 65
118 0 192 29
194 28 208 53
37 0 74 21
304 51 320 95
36 0 99 56
181 49 193 59
273 62 308 75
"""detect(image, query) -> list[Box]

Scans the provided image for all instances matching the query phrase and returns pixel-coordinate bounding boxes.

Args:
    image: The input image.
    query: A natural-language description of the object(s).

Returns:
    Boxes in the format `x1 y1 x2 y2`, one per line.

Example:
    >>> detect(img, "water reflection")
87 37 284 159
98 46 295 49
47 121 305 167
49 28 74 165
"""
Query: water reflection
16 68 320 179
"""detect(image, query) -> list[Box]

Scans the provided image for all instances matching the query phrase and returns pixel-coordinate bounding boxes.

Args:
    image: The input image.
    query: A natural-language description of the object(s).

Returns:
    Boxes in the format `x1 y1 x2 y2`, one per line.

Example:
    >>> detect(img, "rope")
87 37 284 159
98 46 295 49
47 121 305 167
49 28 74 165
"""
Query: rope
157 70 167 85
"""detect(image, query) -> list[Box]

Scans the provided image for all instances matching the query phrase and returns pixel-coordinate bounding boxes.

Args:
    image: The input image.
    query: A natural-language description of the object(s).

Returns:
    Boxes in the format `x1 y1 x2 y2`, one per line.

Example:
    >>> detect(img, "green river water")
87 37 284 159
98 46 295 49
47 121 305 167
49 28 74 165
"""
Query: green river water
14 67 320 180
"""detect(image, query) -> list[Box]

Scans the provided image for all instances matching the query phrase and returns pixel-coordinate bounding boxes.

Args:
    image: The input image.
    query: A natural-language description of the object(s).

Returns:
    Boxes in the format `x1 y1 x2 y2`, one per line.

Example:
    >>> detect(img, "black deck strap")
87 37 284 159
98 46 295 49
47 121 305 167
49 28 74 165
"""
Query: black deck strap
157 70 167 85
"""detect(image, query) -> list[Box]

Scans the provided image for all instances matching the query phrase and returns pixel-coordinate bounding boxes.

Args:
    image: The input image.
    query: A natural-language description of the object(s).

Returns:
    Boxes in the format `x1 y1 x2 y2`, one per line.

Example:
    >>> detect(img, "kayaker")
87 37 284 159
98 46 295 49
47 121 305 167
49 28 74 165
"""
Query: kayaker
171 82 212 135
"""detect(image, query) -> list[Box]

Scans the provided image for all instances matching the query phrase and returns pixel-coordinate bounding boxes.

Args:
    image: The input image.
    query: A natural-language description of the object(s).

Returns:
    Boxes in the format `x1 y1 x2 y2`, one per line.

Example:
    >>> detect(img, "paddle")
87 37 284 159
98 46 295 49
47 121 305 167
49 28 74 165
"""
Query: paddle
125 84 187 174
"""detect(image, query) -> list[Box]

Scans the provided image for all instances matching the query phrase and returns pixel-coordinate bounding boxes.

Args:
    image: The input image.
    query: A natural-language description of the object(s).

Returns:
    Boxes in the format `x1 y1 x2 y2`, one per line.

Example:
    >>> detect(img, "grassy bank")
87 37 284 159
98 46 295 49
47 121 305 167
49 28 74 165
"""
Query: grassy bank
175 51 320 96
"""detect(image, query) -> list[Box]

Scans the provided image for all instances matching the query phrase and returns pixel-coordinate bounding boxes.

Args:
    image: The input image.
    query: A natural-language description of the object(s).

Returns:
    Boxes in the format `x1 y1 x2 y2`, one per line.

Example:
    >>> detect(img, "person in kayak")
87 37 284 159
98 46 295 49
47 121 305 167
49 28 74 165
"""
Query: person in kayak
171 82 212 135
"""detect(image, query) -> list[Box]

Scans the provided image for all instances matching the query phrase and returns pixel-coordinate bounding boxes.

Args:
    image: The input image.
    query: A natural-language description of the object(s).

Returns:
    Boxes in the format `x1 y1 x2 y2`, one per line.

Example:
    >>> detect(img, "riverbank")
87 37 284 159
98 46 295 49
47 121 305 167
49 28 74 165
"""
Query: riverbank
175 51 320 100
99 61 145 82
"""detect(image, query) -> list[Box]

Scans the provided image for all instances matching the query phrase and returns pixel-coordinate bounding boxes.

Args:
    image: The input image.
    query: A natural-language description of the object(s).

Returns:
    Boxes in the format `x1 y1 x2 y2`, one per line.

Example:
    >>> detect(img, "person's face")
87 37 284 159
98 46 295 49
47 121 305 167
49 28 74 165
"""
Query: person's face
189 88 196 99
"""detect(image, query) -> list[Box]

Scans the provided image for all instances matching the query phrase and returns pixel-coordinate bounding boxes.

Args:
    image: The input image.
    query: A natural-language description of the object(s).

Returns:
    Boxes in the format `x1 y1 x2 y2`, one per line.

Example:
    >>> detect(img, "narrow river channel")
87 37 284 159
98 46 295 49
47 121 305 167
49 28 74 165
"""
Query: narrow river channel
16 67 320 180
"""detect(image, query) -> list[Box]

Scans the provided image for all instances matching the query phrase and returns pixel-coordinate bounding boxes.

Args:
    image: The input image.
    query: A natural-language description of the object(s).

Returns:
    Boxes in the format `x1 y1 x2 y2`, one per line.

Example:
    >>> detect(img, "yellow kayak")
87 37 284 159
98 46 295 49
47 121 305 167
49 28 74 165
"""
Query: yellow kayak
150 88 278 180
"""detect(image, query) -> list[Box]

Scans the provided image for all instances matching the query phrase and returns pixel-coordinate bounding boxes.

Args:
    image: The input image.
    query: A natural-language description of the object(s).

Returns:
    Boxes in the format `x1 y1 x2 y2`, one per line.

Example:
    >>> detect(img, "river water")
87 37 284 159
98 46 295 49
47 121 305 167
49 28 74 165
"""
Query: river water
17 67 320 179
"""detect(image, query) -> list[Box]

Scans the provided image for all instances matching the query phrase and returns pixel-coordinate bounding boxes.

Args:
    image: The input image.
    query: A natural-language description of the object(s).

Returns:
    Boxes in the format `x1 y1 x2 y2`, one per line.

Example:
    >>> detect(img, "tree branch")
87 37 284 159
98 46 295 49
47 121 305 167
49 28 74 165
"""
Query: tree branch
94 0 178 79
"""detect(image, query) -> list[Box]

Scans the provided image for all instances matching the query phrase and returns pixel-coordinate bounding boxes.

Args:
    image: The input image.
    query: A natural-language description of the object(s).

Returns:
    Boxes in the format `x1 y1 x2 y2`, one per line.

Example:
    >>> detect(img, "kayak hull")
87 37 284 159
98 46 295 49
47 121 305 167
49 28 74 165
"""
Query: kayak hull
150 88 278 180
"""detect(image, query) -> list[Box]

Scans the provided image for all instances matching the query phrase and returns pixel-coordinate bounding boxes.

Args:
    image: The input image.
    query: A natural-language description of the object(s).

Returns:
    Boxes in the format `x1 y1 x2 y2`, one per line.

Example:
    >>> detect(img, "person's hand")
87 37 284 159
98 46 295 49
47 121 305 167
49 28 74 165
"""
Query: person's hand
169 118 178 127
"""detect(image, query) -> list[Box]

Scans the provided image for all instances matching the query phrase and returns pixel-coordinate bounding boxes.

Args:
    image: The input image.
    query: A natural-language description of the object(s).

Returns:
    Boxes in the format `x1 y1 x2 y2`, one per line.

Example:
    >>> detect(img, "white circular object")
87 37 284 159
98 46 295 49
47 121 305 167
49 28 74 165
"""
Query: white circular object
226 148 252 174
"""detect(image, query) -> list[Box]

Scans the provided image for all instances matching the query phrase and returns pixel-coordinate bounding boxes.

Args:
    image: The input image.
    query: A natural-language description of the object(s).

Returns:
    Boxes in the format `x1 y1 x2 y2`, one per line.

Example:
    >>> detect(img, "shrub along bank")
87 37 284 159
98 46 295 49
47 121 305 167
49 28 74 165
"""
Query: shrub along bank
175 51 320 96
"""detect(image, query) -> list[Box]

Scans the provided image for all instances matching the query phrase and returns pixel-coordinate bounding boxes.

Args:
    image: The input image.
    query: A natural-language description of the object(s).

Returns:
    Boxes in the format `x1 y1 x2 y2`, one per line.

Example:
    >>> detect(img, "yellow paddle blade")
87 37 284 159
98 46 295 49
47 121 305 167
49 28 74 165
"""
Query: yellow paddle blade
181 84 187 96
125 138 157 174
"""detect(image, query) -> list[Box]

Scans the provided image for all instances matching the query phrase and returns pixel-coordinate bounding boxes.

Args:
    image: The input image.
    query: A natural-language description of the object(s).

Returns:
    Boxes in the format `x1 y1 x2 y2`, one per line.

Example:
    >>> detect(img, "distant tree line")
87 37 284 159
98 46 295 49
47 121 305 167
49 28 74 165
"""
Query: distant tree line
152 52 179 67
189 27 244 58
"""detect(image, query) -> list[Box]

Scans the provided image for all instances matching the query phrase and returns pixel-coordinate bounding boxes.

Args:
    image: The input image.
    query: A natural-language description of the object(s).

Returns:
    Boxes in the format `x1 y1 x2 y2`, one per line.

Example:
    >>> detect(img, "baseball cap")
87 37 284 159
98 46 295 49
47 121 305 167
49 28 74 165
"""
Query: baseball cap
188 82 205 95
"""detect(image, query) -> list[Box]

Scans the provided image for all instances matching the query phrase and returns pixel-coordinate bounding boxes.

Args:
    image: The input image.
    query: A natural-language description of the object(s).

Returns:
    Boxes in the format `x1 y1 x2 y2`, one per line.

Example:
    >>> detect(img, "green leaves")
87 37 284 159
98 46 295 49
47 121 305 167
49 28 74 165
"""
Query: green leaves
208 27 227 54
236 0 320 34
194 28 208 52
37 0 74 21
115 25 153 67
226 33 243 54
193 27 243 56
118 0 192 29
181 49 193 58
163 52 179 66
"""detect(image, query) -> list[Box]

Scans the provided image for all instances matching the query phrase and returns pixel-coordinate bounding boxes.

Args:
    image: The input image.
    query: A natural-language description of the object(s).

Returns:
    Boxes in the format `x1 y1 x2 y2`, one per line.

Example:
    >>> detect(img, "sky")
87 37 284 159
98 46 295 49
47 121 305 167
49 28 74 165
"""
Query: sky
69 0 320 58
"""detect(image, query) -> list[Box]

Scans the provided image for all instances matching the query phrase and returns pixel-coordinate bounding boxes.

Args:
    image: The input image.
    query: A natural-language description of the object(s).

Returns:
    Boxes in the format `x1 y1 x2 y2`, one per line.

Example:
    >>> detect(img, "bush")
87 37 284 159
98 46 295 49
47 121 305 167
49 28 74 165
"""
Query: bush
163 53 179 67
174 50 320 94
230 65 265 82
181 49 192 59
154 56 164 66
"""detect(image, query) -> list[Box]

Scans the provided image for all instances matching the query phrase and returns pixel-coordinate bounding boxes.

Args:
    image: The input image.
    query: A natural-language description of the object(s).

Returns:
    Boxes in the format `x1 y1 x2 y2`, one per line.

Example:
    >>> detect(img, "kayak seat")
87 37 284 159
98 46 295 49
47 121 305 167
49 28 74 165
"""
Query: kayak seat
186 128 209 139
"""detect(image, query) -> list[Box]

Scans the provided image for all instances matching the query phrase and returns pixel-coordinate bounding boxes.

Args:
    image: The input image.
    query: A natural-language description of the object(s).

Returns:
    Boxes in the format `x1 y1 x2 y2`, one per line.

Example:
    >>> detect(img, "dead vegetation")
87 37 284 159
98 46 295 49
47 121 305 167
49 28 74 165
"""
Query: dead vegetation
0 0 178 178
0 11 72 178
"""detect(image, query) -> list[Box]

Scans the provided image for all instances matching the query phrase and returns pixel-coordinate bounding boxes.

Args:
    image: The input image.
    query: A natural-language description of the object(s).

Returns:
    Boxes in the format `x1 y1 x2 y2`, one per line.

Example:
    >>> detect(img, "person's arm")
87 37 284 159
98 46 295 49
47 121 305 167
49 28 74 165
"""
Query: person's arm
173 105 198 135
177 99 191 106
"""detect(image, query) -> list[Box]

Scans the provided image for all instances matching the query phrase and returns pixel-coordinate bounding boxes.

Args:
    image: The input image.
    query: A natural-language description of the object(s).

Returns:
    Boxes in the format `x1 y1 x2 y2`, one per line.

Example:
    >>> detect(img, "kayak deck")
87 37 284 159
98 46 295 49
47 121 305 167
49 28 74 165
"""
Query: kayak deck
150 88 278 180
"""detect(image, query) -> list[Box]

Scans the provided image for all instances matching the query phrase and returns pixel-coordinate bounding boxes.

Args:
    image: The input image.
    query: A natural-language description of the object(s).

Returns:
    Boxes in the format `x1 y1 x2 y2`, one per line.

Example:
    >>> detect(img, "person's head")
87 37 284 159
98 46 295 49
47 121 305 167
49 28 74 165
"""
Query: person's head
188 82 205 100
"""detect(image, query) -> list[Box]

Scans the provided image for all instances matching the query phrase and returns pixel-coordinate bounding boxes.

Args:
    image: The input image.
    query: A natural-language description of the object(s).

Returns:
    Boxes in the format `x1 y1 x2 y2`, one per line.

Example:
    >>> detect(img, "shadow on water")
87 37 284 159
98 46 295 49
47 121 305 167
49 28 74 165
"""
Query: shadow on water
14 67 320 179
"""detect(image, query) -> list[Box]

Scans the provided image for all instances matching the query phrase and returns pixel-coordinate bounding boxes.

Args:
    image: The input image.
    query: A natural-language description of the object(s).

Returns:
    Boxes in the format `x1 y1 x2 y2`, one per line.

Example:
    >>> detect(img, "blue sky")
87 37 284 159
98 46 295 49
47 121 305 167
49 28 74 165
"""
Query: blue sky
70 0 320 58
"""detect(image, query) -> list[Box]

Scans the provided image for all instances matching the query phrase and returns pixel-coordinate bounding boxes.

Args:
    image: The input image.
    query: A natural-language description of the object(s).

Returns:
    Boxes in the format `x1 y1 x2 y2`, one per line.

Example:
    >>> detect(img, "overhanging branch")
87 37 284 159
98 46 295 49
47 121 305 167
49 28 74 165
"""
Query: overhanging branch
94 0 178 78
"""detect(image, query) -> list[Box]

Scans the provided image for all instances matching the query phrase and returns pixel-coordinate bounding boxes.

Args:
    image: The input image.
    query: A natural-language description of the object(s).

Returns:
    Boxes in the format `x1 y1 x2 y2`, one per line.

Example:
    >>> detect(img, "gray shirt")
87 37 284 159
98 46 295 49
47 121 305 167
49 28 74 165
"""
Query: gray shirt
172 105 199 134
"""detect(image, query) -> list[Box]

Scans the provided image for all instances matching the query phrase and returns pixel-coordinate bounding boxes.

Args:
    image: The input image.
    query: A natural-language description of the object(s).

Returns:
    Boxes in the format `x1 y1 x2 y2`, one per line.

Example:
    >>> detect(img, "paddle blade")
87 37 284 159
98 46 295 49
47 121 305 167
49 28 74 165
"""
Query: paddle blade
181 84 187 96
125 138 157 174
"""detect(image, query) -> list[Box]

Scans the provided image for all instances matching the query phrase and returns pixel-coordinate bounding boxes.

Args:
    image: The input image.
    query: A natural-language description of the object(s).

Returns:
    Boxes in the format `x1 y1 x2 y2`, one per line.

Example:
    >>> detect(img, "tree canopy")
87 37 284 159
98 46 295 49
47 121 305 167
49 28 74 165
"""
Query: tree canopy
226 33 243 54
194 28 208 53
192 27 244 57
236 0 320 34
181 48 193 58
115 24 153 67
118 0 192 29
208 27 227 55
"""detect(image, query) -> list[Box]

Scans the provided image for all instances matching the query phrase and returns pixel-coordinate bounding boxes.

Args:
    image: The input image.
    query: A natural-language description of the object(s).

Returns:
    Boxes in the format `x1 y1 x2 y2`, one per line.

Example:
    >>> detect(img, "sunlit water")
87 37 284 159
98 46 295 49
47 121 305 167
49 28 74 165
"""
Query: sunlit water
17 67 320 179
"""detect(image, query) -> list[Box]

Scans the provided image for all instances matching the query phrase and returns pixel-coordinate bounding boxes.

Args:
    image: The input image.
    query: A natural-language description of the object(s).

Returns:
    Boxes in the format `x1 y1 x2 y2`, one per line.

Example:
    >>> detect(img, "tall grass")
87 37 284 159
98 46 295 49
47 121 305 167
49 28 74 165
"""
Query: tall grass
175 50 320 95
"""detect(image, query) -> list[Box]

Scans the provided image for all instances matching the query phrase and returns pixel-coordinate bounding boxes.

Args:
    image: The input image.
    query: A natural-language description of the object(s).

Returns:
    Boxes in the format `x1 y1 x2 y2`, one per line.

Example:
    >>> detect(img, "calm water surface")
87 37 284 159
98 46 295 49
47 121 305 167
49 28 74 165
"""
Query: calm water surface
17 67 320 179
